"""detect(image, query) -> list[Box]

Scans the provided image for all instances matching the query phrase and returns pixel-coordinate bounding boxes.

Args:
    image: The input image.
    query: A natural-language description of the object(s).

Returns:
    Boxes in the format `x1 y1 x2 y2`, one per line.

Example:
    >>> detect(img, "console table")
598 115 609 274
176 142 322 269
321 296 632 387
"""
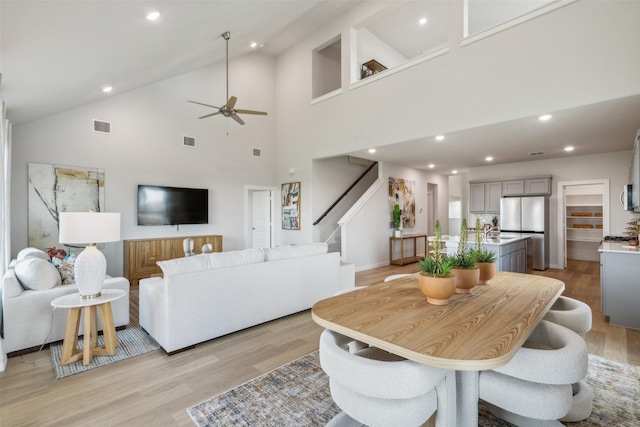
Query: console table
124 235 222 286
389 234 427 265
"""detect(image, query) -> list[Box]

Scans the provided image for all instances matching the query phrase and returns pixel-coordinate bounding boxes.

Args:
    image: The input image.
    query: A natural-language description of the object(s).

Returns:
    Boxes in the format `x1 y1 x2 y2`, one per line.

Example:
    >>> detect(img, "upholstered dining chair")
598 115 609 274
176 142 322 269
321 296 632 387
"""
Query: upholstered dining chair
319 329 456 427
479 320 591 426
383 273 411 282
543 295 592 335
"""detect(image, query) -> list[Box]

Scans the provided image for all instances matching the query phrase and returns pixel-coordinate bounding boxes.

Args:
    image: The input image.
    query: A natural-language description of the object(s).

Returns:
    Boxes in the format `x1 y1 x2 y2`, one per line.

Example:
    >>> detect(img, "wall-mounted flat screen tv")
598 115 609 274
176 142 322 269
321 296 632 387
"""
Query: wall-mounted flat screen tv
137 185 208 226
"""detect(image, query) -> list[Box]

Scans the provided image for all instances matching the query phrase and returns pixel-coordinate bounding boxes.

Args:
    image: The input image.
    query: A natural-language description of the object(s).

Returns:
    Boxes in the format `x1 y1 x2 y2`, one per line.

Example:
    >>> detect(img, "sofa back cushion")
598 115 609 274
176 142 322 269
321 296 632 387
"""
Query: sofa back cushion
16 247 50 262
14 258 62 290
264 243 328 261
157 254 212 277
207 248 265 269
157 248 266 276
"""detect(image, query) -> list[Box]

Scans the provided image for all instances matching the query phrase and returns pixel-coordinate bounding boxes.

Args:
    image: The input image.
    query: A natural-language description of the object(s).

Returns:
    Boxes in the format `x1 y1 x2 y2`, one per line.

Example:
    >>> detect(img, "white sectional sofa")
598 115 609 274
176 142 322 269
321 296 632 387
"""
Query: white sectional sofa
139 243 341 353
1 248 130 355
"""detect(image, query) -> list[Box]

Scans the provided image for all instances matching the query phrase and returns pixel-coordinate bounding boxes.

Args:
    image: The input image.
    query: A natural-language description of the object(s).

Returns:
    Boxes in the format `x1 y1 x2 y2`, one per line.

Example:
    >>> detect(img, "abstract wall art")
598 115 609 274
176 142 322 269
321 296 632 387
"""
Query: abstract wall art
281 182 300 230
389 177 415 228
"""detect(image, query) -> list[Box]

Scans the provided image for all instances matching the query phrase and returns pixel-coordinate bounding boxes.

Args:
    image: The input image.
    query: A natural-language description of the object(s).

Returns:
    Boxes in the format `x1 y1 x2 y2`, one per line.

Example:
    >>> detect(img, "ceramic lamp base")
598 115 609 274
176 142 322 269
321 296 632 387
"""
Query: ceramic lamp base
74 245 106 298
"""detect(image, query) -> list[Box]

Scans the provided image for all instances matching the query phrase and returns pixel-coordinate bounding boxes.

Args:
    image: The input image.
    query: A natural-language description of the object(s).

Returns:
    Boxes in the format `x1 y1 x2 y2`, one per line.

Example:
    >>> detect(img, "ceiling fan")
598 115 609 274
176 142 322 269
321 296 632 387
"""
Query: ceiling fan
188 31 267 125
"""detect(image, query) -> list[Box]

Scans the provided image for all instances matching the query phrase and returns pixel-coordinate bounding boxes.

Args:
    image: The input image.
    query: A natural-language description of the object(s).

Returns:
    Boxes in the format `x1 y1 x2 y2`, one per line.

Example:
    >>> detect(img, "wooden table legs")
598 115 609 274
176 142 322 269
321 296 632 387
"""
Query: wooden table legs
59 302 118 366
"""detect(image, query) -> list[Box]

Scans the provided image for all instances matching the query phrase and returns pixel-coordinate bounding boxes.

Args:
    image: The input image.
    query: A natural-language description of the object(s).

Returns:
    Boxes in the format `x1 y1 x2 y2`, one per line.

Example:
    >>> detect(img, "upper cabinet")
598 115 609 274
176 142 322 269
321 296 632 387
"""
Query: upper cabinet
502 177 552 196
470 181 501 213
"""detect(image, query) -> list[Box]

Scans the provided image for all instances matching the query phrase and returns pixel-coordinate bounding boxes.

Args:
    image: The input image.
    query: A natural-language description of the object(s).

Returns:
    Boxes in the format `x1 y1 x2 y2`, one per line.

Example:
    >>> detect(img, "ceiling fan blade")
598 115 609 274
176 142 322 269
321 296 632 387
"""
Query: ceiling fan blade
230 114 245 125
226 96 238 109
188 100 221 109
235 109 268 116
198 112 221 119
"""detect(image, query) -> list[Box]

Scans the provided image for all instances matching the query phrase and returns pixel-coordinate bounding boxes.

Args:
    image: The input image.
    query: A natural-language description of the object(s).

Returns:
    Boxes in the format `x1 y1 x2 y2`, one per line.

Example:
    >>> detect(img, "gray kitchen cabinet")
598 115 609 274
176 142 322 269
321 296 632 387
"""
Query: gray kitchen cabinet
502 177 552 196
467 238 527 273
600 251 640 329
502 180 525 196
470 181 501 213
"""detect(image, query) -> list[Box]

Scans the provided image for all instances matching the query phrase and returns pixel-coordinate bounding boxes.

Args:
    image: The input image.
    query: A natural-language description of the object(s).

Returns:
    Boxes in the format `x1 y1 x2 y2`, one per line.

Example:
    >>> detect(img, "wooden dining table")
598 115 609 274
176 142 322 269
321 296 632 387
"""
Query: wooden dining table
312 271 565 426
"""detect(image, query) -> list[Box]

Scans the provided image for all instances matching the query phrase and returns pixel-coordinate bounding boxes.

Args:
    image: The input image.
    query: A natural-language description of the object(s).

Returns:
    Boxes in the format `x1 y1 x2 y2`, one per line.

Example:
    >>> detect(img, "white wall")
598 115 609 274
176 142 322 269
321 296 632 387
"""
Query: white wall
342 161 449 271
11 53 277 275
274 0 640 248
468 150 639 268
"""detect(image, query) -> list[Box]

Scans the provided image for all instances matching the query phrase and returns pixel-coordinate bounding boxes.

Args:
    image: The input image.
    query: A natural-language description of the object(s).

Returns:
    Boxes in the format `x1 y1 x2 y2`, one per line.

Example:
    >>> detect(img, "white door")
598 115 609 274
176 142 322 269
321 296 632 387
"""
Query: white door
252 190 272 249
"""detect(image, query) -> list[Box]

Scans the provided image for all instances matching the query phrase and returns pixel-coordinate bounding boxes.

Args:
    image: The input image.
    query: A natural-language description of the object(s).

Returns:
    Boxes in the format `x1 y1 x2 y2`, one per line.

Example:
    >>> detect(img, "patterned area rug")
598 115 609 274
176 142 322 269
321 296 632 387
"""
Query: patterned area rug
49 326 160 379
187 352 640 427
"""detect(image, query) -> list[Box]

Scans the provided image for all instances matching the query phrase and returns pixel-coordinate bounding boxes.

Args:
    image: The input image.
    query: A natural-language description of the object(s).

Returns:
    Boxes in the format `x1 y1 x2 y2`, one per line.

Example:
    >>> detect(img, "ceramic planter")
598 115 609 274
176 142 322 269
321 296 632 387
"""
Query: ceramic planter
452 268 480 294
477 262 497 285
418 274 455 305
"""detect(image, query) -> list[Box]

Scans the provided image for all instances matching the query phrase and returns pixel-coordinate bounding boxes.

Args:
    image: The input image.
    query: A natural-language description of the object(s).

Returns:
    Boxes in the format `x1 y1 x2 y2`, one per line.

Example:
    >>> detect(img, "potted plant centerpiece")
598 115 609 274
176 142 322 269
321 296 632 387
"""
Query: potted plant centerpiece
451 218 479 293
393 204 403 237
624 218 640 246
419 219 455 305
470 218 497 285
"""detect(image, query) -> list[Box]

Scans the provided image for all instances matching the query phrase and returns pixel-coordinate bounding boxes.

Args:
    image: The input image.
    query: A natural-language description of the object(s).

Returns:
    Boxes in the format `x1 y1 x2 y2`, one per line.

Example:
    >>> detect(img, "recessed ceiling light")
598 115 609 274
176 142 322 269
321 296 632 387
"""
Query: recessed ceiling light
250 42 258 48
435 135 445 141
102 86 113 93
452 170 458 174
564 146 575 152
428 164 435 168
368 148 376 154
146 11 160 21
419 17 427 25
538 114 552 121
485 156 493 161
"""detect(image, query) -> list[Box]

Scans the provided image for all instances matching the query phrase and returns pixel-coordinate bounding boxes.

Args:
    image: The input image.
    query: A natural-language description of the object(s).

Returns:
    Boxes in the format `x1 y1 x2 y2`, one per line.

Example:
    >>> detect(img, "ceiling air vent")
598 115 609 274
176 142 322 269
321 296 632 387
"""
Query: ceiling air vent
529 151 545 156
183 136 196 147
252 148 262 158
93 119 111 133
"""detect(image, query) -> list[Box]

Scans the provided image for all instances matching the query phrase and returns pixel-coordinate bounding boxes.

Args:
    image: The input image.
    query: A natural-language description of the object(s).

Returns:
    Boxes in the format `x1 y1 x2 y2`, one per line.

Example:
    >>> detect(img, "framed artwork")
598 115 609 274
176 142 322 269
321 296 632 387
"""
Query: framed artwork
389 177 415 228
28 162 105 249
281 182 300 230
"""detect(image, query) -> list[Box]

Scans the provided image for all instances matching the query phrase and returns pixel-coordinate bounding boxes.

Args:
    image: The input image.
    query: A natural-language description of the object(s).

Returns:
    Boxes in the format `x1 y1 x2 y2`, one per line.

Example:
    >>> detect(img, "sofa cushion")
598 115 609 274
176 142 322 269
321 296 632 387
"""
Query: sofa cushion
264 243 328 261
207 248 265 269
157 254 212 277
16 247 50 262
14 258 62 290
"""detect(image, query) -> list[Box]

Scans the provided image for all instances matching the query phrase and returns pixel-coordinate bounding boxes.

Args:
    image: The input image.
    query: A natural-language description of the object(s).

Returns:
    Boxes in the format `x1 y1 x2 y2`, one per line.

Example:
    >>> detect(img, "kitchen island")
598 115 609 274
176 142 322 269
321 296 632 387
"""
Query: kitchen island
598 241 640 330
442 233 531 274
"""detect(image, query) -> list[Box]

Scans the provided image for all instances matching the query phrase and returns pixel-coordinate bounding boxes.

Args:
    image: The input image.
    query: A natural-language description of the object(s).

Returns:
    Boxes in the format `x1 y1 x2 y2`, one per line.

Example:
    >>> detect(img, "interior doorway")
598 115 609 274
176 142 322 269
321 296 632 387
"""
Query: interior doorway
245 186 277 249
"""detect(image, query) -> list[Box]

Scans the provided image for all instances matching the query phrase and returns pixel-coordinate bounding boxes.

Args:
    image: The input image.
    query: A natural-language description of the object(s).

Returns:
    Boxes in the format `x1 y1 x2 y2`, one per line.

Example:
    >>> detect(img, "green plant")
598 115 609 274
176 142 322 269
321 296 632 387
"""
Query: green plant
451 218 477 269
470 218 496 263
420 219 454 278
392 204 402 229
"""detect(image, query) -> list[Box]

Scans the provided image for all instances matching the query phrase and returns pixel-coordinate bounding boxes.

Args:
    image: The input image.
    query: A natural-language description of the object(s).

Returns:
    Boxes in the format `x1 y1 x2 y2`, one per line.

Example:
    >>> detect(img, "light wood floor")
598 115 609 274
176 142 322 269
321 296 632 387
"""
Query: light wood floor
1 260 638 426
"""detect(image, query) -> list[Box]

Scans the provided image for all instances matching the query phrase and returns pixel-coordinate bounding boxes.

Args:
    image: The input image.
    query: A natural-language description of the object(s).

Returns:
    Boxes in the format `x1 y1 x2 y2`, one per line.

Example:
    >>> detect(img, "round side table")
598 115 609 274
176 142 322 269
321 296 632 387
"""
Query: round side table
51 289 126 366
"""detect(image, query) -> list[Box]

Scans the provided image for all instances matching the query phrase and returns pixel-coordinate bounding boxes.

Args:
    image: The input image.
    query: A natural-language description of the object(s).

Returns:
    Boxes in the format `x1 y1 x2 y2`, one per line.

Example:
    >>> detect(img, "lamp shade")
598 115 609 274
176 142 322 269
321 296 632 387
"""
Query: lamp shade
59 212 120 244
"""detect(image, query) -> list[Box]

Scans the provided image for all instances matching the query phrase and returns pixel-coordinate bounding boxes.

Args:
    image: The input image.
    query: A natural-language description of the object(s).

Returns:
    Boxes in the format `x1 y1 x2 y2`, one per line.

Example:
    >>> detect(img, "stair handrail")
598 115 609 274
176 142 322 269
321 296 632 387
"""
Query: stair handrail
313 161 378 226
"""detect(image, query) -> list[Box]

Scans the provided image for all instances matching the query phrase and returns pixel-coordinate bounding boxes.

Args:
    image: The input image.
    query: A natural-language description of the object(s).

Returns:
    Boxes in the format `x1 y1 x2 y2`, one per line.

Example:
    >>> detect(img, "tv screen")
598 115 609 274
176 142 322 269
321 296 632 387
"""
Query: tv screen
137 185 208 226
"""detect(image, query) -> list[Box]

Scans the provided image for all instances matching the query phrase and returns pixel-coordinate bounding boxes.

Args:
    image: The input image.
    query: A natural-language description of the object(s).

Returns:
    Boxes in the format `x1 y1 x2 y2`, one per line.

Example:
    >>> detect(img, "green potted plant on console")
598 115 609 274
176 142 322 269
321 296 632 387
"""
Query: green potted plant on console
392 204 403 237
470 218 497 285
450 218 479 294
419 219 455 305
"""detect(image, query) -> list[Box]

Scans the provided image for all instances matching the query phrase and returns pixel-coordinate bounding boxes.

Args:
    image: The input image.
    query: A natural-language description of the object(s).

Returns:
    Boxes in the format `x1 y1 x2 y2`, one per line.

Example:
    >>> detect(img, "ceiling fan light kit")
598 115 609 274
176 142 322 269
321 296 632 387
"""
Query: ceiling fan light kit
188 31 267 126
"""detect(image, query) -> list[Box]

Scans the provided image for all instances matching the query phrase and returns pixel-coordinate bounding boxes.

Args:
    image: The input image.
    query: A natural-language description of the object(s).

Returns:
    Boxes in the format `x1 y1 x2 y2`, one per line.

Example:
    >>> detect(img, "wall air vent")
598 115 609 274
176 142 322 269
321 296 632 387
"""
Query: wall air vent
529 151 545 156
183 136 196 147
252 148 262 158
93 119 111 133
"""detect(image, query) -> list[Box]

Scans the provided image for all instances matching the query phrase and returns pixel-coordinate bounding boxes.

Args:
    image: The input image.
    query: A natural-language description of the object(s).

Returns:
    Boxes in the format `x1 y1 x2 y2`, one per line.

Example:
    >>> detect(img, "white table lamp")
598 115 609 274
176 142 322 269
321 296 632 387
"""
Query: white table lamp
59 211 121 299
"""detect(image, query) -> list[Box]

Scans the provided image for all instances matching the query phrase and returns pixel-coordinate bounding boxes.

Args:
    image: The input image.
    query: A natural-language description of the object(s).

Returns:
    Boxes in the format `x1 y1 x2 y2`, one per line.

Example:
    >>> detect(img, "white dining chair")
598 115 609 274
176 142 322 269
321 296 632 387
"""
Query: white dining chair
479 320 591 426
320 329 456 427
383 273 410 282
543 295 592 335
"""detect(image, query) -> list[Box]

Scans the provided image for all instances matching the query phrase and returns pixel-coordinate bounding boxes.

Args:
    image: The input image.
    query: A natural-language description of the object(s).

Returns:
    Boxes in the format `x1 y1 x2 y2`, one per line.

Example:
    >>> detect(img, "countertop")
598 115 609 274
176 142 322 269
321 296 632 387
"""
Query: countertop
440 233 532 247
598 241 640 254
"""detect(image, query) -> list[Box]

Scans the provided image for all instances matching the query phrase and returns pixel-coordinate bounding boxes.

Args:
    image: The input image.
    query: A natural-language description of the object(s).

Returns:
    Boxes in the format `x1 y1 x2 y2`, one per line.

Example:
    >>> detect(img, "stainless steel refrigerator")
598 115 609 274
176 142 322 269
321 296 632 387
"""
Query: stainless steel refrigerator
500 196 549 270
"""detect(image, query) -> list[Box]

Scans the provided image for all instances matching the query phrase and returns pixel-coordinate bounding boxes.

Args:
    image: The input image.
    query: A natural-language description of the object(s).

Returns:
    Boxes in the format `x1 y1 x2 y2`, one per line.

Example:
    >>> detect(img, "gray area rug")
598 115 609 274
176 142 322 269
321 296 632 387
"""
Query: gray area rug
187 352 640 427
49 326 160 379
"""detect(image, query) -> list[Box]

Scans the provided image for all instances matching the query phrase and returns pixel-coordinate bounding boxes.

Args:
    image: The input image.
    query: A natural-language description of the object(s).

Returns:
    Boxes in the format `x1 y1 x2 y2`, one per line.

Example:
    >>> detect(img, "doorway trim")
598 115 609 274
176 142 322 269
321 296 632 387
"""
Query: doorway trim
244 185 277 249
